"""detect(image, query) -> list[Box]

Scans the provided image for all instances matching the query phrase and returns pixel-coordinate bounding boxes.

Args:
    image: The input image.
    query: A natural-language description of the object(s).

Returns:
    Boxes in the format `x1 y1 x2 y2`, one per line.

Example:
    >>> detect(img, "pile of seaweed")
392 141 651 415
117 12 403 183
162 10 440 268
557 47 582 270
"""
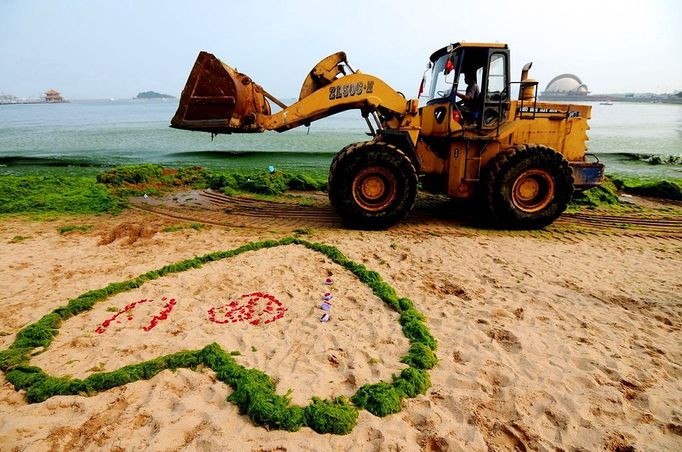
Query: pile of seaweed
96 164 326 197
612 176 682 201
570 176 682 208
0 176 122 215
0 165 327 215
1 165 680 216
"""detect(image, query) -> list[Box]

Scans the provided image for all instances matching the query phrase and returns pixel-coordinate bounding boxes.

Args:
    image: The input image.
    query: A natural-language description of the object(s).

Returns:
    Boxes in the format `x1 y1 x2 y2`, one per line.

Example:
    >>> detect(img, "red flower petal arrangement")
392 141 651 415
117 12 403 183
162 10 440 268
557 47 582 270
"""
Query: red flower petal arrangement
95 297 176 334
208 292 286 326
142 298 177 332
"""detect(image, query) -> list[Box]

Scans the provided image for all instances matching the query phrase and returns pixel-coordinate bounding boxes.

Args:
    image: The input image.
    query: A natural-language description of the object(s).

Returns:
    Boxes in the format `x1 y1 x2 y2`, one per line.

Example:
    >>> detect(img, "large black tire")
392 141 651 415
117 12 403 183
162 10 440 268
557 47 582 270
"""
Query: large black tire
328 141 418 230
482 144 574 229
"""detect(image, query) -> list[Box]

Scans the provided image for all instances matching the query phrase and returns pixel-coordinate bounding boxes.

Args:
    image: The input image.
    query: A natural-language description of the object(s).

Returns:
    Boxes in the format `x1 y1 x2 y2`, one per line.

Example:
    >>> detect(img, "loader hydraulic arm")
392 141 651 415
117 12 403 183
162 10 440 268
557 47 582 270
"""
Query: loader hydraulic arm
171 51 420 143
258 72 418 132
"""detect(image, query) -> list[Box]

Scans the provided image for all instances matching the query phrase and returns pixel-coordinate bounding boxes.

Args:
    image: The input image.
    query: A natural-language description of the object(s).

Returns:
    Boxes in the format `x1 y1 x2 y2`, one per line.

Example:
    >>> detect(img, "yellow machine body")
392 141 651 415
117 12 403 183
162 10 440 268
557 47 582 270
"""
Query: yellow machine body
171 42 604 228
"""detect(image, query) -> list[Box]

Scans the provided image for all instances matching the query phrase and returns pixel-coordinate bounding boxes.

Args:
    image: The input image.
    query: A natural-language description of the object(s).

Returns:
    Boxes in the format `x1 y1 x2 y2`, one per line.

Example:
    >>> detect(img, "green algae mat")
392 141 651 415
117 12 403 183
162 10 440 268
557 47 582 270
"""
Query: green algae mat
0 238 437 435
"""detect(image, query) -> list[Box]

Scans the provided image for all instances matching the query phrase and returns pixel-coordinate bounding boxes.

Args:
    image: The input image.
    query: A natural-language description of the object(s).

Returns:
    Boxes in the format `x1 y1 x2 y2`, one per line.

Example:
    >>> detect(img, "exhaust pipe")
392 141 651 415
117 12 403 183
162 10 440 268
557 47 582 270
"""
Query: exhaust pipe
519 62 537 101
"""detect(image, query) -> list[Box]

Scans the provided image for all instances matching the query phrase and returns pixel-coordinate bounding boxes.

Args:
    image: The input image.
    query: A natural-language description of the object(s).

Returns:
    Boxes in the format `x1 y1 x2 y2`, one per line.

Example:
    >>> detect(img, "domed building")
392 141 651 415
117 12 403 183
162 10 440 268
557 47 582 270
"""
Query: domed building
540 74 589 99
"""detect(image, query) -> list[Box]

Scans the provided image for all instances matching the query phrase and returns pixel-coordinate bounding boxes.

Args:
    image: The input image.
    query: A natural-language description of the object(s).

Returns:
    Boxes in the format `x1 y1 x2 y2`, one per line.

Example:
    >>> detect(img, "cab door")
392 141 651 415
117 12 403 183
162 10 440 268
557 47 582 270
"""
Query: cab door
480 50 510 130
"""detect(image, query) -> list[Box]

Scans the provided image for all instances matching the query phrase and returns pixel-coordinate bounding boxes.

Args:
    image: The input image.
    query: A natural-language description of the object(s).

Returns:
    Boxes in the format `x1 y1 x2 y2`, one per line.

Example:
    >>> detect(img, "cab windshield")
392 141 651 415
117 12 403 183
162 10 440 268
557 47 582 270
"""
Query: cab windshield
428 51 459 102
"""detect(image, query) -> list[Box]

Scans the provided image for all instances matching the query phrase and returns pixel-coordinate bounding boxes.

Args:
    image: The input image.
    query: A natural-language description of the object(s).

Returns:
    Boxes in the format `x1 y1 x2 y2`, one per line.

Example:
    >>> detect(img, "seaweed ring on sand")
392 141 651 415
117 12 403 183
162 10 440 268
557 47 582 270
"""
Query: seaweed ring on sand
0 238 438 435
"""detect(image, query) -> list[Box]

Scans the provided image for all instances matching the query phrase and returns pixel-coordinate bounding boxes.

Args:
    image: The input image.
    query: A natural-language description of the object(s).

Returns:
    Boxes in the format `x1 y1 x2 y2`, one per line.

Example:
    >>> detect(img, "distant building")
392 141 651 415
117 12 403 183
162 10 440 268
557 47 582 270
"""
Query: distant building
539 74 589 101
44 89 65 103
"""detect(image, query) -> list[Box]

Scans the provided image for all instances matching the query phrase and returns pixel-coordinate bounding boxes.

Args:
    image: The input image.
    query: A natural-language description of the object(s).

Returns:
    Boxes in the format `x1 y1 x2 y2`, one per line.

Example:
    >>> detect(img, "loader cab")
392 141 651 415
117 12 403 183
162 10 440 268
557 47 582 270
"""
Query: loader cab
423 42 510 132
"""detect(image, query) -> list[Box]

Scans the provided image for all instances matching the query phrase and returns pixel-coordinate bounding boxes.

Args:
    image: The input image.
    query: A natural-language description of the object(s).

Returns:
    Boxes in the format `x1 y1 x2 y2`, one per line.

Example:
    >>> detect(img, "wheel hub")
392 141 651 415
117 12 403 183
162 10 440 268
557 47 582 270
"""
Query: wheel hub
511 169 555 213
352 166 397 211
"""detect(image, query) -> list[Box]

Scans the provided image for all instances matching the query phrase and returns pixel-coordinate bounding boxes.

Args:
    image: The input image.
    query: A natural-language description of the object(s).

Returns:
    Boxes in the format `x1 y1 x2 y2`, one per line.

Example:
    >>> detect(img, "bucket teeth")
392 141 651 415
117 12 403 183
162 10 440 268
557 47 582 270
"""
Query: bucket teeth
170 51 271 134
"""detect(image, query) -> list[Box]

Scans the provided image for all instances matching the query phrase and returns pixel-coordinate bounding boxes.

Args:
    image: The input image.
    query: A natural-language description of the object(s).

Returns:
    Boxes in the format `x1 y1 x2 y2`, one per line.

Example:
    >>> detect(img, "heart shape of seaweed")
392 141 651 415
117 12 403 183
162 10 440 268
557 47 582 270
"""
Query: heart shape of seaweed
0 238 437 435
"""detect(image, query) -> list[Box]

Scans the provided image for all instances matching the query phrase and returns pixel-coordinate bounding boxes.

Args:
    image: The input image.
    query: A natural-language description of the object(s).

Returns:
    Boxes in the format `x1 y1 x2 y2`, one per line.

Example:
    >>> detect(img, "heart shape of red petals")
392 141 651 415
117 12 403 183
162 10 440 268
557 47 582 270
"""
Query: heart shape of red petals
208 292 286 326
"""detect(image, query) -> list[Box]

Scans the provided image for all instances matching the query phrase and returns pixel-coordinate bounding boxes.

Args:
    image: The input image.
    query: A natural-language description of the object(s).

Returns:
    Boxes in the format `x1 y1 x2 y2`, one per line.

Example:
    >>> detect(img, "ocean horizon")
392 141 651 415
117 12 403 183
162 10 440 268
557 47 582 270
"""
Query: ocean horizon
0 99 680 179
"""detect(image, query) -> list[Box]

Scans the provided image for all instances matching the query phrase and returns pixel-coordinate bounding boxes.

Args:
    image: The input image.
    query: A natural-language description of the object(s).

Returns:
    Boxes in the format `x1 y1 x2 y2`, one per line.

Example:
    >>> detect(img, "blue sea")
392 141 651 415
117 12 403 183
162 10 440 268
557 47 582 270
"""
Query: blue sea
0 99 680 179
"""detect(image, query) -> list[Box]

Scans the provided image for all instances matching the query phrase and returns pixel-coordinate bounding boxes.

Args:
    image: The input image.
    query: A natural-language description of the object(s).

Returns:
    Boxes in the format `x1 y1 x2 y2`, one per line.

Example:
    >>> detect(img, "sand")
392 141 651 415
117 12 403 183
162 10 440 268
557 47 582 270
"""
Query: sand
0 211 681 451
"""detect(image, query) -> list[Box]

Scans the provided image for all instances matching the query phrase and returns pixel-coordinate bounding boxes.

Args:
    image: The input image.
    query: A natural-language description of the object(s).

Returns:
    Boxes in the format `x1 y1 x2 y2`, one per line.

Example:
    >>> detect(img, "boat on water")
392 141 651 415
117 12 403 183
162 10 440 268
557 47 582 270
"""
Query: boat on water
600 101 614 105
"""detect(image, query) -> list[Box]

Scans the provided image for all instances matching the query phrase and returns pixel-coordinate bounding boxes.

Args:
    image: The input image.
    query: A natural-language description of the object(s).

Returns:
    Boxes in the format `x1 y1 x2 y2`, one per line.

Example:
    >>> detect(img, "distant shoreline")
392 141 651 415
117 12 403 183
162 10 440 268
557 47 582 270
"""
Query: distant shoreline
0 100 69 105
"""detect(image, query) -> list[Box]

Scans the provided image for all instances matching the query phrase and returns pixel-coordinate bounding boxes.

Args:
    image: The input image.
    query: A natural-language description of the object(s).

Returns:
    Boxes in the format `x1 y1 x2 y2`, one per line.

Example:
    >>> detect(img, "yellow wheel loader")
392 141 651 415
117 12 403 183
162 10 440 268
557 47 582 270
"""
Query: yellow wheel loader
171 42 604 229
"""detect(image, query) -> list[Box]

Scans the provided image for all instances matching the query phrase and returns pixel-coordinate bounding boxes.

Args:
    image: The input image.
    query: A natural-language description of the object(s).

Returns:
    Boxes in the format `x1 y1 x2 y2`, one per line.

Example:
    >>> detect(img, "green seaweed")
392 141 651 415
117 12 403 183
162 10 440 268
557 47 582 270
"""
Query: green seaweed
399 311 437 351
400 343 438 369
13 313 62 349
304 397 358 435
350 382 402 417
5 366 48 390
0 348 31 371
207 171 326 196
392 367 431 398
96 164 165 185
0 238 436 434
58 224 94 234
613 177 682 201
25 376 88 403
570 179 621 208
96 164 326 198
569 176 682 211
227 375 305 432
0 176 121 215
0 165 327 219
398 297 414 312
292 227 312 236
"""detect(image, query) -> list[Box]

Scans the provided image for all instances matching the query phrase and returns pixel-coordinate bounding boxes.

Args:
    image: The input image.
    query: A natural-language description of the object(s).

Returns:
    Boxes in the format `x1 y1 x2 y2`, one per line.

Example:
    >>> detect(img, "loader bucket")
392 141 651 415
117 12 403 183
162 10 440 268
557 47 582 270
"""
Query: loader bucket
170 51 271 134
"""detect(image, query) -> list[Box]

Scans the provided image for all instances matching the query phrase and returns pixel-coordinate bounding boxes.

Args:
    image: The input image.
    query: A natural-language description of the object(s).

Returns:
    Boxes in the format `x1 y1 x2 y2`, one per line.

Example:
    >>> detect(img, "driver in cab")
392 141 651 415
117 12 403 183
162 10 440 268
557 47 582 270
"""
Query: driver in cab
456 70 479 104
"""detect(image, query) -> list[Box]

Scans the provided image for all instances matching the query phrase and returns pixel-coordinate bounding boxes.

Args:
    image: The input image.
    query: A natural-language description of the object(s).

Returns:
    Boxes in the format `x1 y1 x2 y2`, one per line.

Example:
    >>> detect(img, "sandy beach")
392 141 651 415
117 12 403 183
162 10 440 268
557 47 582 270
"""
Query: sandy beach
0 206 681 451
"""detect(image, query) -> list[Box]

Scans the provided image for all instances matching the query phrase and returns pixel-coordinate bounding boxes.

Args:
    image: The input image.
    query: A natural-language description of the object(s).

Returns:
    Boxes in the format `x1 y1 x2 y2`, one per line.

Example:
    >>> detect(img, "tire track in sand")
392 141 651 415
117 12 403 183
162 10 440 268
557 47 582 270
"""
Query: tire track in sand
129 190 682 241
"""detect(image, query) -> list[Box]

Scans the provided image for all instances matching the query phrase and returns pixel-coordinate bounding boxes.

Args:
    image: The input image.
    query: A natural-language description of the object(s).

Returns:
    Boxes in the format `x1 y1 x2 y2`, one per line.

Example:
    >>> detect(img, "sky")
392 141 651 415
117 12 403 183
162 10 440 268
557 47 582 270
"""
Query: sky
1 0 681 99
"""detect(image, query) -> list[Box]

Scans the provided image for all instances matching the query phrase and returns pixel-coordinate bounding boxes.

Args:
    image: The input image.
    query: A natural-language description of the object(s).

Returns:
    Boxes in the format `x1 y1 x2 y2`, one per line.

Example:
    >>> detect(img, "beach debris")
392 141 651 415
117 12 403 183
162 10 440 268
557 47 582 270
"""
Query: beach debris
143 193 148 199
318 278 335 321
208 292 286 326
98 221 162 245
268 165 275 173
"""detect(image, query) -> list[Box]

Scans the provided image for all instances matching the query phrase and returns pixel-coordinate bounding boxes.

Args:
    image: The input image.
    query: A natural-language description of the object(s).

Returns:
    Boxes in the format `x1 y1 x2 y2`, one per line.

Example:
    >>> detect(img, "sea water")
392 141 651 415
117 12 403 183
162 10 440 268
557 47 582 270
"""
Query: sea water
0 99 680 179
